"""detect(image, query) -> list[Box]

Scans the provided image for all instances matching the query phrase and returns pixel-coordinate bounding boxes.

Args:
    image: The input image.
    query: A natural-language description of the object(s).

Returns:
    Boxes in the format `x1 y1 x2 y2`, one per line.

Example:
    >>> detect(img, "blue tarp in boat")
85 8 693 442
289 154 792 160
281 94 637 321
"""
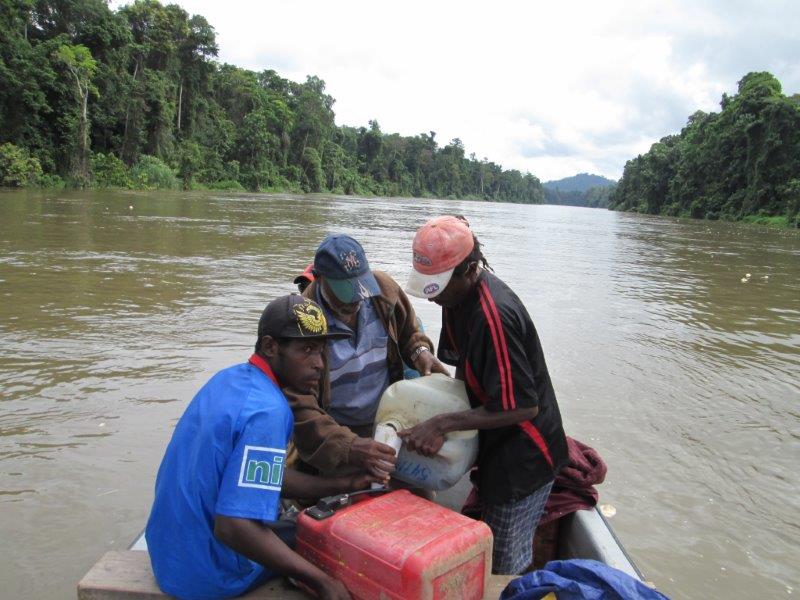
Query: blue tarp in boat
501 559 670 600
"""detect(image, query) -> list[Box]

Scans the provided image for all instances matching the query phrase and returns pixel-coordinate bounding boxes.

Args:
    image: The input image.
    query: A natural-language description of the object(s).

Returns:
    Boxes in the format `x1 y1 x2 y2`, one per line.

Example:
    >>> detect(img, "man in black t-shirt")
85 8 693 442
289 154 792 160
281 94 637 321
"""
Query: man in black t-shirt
400 215 568 575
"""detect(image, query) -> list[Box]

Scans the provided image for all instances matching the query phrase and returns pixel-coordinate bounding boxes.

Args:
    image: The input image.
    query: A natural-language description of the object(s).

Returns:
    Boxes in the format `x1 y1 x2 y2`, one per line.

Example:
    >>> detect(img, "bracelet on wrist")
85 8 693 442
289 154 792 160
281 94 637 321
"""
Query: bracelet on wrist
409 346 430 362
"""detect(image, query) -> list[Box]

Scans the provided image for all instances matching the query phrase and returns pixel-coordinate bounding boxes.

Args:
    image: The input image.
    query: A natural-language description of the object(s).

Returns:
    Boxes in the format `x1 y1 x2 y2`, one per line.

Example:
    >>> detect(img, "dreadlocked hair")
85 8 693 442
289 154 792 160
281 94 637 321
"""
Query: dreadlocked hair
453 233 492 276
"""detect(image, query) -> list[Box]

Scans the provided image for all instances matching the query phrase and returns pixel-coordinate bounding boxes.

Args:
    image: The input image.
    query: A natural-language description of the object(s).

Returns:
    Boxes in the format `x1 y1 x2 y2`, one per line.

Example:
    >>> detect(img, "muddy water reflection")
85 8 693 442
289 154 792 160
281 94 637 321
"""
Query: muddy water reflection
0 190 798 599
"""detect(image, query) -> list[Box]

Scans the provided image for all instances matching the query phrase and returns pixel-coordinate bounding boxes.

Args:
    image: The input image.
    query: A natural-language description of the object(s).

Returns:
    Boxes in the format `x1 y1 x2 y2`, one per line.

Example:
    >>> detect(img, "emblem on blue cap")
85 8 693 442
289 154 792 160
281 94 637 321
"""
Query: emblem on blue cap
339 250 361 273
357 280 372 299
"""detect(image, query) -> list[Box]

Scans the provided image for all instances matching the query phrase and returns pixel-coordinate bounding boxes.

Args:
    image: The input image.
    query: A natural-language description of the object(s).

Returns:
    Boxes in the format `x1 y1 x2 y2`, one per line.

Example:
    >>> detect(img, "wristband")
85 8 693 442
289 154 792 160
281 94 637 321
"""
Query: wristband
409 346 430 362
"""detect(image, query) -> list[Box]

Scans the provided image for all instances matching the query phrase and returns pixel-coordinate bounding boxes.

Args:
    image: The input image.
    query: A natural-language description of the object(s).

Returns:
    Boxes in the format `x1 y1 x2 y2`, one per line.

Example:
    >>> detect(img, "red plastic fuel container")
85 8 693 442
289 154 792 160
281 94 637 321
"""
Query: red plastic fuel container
296 489 493 600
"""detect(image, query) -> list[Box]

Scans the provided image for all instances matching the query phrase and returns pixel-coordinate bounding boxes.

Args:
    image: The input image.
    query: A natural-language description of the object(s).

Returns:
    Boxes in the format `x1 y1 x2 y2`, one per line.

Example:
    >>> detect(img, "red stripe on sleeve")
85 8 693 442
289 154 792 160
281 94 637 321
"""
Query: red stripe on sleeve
477 281 554 468
520 421 554 467
480 282 517 410
465 361 491 405
478 285 511 411
480 282 516 409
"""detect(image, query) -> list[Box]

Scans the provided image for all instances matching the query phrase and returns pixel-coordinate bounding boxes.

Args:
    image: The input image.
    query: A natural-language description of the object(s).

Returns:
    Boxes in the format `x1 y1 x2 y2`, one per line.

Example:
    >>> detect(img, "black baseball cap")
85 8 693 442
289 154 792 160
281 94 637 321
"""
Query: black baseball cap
256 294 350 350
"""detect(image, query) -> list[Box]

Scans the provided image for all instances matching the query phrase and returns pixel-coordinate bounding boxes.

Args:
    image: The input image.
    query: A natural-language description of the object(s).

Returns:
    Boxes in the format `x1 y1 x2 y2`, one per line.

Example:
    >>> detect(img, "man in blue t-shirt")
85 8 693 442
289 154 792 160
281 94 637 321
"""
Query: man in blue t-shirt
146 295 377 600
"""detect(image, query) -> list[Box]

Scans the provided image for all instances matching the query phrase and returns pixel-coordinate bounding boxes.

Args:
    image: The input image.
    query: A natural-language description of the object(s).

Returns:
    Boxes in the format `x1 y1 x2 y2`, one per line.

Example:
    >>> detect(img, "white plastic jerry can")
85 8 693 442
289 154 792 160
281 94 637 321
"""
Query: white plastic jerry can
374 374 478 491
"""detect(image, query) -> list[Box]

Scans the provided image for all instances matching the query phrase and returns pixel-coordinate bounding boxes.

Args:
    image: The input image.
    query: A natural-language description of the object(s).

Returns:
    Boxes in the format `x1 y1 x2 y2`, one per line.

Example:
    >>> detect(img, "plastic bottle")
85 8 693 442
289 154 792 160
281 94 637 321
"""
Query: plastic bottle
374 374 478 491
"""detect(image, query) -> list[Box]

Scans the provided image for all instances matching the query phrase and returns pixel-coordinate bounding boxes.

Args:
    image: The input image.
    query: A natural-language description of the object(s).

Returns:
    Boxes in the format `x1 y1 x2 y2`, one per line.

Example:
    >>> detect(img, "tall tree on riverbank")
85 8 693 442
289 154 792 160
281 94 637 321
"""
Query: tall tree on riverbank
610 72 800 226
54 43 96 183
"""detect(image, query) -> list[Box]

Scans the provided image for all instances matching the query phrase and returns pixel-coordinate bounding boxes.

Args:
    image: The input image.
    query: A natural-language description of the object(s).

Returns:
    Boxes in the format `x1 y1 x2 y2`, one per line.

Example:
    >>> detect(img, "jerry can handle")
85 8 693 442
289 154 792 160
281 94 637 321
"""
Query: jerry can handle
305 486 390 520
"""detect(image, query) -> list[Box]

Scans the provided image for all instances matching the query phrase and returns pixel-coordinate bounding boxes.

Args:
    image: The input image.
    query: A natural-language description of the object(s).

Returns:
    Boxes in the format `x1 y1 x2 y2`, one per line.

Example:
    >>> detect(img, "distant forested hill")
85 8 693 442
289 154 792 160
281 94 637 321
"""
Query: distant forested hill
544 173 616 192
543 173 616 208
0 0 544 203
609 72 800 227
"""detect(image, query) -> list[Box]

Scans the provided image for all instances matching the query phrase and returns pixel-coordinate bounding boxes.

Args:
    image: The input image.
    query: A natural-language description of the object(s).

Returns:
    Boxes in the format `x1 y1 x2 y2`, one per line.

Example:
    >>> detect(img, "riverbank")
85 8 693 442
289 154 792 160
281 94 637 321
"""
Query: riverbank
739 214 795 228
0 152 536 204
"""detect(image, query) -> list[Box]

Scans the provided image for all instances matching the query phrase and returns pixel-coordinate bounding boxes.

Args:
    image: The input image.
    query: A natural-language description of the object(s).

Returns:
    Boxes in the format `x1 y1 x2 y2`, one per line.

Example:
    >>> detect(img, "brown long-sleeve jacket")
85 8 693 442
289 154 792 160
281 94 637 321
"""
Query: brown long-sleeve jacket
283 270 433 473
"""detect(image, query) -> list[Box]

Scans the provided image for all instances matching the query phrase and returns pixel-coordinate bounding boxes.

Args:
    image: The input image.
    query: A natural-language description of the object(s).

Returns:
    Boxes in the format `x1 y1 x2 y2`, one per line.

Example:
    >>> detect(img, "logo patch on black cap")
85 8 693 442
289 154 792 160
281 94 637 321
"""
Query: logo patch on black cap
293 300 327 336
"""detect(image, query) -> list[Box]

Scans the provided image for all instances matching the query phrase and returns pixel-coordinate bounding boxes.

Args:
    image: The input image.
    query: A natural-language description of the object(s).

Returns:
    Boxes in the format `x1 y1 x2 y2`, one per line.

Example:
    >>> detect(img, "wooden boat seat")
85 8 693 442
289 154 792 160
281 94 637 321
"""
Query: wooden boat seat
77 550 516 599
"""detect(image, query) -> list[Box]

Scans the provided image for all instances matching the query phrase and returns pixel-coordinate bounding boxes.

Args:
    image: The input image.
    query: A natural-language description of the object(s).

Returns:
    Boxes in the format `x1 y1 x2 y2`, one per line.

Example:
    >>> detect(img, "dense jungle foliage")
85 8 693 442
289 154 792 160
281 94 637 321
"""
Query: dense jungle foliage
0 0 544 202
609 72 800 226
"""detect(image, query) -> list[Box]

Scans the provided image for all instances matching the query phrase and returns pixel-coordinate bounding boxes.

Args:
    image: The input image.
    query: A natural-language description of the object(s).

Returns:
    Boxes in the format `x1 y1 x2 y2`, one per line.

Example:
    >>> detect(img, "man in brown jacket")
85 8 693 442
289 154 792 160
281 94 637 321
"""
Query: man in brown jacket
285 234 447 479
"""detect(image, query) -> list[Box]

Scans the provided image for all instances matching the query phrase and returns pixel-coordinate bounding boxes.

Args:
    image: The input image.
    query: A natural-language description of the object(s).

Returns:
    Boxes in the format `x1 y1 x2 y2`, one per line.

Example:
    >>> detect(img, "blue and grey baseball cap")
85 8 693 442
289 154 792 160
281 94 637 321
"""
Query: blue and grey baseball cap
313 234 380 304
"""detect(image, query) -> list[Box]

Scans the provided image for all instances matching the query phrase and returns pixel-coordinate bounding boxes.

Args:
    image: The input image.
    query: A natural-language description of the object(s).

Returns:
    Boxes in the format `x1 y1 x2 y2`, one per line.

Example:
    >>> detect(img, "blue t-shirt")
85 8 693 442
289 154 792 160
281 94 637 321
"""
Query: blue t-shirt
145 359 293 600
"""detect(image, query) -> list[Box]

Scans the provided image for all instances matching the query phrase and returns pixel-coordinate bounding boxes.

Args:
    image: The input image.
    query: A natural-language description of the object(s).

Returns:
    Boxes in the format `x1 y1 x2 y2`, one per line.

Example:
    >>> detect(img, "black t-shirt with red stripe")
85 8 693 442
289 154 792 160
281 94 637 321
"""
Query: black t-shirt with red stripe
438 270 568 505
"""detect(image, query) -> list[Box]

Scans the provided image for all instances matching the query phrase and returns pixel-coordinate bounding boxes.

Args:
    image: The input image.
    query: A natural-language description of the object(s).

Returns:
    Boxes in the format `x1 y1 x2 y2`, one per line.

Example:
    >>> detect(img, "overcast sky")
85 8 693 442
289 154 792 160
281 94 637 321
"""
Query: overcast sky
111 0 800 181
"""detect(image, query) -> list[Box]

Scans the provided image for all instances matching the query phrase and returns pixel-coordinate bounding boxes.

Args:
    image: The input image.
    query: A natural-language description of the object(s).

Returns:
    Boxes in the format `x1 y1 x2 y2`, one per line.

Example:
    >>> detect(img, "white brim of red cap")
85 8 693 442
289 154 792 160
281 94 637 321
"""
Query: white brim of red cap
405 266 455 299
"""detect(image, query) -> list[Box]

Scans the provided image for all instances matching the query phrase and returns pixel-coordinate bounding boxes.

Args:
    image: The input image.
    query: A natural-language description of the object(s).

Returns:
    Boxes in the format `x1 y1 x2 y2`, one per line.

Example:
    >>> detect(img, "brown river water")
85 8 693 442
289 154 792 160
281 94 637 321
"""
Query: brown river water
0 190 798 599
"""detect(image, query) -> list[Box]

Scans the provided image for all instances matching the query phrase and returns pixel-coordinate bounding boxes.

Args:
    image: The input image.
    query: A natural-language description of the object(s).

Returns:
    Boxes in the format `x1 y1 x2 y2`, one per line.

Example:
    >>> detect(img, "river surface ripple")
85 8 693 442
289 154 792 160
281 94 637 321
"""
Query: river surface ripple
0 190 798 599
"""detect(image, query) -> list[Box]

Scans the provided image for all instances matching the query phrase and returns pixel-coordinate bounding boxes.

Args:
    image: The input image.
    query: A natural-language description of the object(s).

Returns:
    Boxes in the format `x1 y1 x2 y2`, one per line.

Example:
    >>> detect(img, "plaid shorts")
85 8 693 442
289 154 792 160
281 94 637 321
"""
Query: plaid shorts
482 480 554 575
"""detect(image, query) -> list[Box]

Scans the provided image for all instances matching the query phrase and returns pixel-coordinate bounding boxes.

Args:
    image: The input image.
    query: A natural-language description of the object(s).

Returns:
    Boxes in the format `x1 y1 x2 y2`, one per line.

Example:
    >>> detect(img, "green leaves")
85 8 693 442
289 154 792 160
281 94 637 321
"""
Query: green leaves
0 142 43 186
54 43 97 80
130 154 177 189
91 151 129 187
610 72 800 226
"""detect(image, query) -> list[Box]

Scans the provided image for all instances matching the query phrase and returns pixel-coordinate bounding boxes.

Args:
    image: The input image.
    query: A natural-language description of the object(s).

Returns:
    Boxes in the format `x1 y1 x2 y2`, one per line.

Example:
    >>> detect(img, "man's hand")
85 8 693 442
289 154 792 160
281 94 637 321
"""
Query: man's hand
214 515 351 599
344 470 386 490
398 416 446 457
348 437 397 479
412 348 449 376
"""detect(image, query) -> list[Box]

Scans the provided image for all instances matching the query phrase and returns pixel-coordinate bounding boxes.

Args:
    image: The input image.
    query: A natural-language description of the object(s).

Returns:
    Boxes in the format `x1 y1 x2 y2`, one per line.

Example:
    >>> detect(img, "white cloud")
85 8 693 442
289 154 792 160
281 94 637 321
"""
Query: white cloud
111 0 800 181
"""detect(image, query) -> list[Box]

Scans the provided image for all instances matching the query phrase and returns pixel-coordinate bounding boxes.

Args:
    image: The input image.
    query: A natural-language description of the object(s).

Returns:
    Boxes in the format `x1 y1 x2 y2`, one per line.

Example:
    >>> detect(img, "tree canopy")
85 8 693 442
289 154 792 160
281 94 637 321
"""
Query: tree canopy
0 0 544 203
609 72 800 226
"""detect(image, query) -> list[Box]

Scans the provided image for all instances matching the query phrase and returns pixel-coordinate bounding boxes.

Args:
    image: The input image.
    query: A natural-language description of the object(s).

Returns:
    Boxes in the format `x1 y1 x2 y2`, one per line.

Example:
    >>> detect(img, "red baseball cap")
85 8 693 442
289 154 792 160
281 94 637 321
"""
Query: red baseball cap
293 263 315 285
406 216 474 299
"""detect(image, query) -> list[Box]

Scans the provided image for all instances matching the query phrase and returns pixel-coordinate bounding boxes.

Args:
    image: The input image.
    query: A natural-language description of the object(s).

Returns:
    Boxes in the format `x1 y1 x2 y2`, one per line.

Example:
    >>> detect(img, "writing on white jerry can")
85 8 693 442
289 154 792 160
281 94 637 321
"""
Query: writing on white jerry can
374 374 478 490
